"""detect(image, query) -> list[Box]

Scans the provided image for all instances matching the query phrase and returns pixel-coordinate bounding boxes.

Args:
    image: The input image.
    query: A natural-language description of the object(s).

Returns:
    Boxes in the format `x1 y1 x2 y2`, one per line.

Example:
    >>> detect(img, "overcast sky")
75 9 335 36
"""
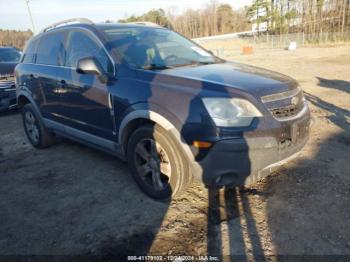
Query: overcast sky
0 0 252 32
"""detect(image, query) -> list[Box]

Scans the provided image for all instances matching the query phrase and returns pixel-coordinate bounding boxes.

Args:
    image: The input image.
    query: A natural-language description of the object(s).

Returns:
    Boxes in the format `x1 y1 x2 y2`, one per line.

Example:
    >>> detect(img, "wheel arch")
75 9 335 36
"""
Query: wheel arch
17 94 30 107
119 110 195 164
17 90 42 115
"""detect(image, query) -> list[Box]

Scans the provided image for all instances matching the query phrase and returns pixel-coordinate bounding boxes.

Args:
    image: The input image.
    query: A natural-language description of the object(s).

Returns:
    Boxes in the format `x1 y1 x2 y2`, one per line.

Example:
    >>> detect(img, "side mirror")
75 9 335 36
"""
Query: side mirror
76 57 108 83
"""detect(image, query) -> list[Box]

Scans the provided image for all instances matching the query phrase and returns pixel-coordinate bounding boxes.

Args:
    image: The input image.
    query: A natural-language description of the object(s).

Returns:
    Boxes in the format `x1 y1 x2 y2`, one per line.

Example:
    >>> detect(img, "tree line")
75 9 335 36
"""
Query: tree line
0 29 33 49
119 0 350 37
118 2 250 38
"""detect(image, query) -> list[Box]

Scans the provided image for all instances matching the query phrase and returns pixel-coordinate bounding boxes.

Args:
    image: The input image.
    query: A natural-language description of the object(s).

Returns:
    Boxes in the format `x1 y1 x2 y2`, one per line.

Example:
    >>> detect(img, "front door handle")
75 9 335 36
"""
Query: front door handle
29 74 38 79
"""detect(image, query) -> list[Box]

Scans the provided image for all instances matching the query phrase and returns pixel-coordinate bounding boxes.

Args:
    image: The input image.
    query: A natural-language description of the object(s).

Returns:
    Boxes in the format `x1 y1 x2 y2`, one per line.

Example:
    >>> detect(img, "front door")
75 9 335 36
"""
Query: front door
58 29 115 140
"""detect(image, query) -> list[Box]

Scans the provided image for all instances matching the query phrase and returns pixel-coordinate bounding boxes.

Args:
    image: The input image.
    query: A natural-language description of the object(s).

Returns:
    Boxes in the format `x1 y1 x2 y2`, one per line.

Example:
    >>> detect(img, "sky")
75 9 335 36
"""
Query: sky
0 0 252 32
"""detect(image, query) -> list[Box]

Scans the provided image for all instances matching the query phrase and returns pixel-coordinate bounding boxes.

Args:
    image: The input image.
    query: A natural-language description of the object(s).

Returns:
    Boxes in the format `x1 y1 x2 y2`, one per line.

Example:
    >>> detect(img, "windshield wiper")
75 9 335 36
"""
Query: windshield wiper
191 59 226 65
171 60 219 68
141 64 172 70
193 61 216 65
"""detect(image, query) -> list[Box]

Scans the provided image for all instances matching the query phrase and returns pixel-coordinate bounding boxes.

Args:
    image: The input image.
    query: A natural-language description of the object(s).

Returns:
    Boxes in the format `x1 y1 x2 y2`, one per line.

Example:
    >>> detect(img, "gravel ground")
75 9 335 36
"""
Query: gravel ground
0 46 349 257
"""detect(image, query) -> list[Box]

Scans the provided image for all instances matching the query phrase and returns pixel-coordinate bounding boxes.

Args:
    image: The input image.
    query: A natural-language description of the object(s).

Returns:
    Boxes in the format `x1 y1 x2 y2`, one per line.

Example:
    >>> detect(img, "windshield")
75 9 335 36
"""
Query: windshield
102 26 222 69
0 49 21 62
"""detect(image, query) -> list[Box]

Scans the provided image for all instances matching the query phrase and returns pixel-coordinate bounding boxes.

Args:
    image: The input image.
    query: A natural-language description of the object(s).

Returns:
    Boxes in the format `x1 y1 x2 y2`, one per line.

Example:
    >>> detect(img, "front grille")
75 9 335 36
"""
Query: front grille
262 87 305 120
0 75 15 90
270 104 302 118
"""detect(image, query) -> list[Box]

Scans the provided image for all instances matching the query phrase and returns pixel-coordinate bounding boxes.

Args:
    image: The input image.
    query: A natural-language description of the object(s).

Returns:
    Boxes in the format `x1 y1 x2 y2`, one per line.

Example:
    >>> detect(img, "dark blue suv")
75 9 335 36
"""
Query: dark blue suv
15 18 310 199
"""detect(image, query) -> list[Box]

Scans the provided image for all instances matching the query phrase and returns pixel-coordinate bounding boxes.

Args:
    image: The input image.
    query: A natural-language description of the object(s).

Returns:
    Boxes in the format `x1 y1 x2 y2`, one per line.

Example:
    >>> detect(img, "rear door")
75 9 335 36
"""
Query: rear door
57 29 115 140
34 31 66 121
17 38 40 104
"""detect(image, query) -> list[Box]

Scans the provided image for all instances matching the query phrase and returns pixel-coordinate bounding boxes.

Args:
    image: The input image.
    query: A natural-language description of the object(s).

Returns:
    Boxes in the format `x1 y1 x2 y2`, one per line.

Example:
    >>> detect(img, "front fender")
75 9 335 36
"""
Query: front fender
118 103 196 164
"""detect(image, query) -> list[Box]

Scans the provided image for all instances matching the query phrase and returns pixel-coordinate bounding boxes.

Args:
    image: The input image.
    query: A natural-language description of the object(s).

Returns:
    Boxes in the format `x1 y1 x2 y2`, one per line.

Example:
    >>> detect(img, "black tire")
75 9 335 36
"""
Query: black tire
127 124 191 200
22 103 55 148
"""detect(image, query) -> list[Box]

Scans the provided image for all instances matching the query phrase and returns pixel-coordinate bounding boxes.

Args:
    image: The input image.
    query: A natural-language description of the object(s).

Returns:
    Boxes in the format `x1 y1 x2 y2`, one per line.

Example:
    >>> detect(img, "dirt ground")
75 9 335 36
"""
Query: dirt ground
0 46 349 258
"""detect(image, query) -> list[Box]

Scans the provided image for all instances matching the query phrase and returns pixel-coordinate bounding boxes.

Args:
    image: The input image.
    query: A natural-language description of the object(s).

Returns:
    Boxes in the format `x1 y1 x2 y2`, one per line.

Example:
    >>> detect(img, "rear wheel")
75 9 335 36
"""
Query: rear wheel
127 124 191 200
22 103 55 148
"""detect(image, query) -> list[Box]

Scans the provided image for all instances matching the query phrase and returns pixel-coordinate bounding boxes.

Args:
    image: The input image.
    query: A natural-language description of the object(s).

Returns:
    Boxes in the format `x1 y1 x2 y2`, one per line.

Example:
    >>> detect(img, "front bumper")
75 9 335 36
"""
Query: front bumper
191 105 311 187
0 85 17 111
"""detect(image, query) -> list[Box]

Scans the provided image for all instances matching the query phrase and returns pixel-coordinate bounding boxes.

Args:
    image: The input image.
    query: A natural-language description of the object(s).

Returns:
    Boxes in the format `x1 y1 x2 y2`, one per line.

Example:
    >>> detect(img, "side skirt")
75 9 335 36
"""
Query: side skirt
43 118 126 161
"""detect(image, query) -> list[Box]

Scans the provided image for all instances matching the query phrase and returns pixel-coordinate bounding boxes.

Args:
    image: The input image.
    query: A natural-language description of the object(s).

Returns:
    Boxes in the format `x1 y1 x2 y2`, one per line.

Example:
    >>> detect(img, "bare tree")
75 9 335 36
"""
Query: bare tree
120 1 249 38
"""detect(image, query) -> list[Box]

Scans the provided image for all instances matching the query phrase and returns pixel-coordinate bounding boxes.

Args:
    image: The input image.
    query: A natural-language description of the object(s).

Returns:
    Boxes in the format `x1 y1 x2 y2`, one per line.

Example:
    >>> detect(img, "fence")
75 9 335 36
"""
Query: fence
243 31 350 49
193 30 350 56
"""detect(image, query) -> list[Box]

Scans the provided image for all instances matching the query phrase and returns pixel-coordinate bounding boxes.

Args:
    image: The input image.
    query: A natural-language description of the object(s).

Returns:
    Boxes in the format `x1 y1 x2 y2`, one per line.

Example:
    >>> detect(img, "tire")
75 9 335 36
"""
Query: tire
127 124 191 200
22 103 55 149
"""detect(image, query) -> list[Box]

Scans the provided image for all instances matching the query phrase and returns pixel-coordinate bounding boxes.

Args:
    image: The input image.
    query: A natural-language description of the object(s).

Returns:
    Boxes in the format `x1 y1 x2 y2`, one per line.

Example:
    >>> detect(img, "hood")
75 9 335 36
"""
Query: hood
0 62 17 76
160 62 298 98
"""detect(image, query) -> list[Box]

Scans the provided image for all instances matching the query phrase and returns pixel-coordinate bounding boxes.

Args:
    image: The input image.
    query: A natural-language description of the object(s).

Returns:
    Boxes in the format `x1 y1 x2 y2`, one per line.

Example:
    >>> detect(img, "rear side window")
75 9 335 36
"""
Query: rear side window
65 30 113 73
36 32 65 66
22 38 38 63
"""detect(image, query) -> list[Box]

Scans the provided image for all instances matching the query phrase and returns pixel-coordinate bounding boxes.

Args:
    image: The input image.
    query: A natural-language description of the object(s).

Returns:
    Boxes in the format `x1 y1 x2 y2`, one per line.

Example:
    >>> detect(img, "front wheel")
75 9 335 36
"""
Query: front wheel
127 124 191 200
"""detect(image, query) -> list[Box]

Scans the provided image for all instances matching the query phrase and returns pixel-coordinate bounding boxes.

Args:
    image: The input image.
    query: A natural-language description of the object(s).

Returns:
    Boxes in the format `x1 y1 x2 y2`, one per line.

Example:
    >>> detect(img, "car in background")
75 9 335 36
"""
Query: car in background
0 46 21 111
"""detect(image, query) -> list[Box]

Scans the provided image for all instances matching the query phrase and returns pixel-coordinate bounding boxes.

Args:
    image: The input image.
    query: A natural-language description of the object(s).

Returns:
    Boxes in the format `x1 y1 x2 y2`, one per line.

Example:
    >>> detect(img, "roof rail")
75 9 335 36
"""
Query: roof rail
127 22 162 27
40 18 94 33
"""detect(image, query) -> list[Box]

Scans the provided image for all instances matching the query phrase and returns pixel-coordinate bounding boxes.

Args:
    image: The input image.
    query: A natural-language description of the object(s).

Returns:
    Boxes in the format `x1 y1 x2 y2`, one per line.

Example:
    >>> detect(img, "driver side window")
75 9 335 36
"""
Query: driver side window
65 30 113 74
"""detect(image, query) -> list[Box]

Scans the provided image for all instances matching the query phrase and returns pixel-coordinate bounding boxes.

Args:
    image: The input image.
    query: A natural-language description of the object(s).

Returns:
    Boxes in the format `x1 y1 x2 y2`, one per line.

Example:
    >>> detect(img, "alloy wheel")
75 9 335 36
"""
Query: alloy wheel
134 138 172 191
24 111 39 144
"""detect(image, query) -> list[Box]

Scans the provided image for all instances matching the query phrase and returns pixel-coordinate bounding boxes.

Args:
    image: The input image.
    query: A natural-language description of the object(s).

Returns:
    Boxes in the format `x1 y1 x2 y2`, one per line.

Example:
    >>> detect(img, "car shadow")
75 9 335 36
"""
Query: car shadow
172 88 350 257
263 126 350 255
304 91 350 132
316 77 350 95
177 72 267 260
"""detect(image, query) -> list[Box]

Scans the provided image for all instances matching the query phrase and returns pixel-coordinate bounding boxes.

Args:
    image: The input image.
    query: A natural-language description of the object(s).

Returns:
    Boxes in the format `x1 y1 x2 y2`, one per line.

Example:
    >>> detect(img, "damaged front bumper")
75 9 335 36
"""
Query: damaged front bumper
191 103 311 187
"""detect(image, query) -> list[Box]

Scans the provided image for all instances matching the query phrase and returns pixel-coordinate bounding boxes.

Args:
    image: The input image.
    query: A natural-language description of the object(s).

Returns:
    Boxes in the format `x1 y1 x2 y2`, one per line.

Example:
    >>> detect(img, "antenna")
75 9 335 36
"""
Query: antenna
24 0 36 33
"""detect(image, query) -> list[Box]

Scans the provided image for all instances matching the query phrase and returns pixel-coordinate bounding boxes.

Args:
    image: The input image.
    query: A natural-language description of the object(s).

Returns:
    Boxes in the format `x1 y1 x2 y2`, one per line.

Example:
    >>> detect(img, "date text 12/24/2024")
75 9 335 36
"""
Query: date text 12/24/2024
127 255 220 261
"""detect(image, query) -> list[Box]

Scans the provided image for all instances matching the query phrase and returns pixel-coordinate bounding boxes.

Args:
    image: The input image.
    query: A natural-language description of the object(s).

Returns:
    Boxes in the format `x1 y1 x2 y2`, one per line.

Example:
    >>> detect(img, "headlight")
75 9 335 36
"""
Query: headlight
202 97 262 127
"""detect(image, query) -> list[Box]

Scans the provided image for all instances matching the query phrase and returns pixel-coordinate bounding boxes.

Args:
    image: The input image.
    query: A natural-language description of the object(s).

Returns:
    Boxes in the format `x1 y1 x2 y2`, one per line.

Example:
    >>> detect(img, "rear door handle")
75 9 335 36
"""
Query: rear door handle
59 80 67 88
